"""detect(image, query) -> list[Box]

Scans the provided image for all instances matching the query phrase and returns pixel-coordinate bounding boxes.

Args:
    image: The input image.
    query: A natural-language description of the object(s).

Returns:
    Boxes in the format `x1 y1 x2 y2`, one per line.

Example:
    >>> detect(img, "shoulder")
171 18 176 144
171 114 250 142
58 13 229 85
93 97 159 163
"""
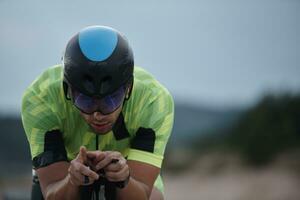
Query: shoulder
23 65 63 94
22 65 64 104
133 66 173 103
21 64 67 121
123 66 174 129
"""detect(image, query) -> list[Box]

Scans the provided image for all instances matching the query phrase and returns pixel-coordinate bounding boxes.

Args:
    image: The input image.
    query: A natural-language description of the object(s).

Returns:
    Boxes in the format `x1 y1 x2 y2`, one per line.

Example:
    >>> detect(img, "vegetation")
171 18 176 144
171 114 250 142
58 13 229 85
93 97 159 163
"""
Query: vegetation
165 92 300 173
225 93 300 165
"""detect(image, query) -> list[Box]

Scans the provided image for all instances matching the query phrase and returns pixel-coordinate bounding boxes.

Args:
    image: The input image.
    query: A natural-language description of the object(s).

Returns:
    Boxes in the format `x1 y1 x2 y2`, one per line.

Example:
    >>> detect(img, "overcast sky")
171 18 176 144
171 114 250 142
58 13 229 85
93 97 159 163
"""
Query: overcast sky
0 0 299 114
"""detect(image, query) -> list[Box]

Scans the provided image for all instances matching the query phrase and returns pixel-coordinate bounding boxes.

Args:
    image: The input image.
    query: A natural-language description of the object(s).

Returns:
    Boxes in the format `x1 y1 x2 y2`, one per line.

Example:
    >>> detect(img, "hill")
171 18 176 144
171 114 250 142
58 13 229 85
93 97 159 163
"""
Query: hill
171 103 243 145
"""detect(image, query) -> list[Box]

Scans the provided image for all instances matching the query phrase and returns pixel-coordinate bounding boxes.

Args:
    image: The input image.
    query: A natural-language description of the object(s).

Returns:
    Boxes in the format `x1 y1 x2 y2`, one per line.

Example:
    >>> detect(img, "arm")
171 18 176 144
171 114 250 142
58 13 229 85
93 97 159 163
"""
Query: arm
117 160 160 200
36 147 99 200
36 161 78 200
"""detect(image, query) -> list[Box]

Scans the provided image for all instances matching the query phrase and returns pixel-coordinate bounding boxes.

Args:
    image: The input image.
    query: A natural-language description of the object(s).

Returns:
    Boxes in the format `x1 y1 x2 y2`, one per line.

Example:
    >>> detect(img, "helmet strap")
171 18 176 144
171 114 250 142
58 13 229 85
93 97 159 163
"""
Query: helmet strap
125 77 134 100
63 81 71 100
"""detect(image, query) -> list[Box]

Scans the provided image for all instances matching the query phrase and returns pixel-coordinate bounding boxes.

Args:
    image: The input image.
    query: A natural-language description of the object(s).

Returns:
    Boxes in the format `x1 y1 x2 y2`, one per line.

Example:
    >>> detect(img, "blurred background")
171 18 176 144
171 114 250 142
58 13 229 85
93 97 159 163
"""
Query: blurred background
0 0 300 199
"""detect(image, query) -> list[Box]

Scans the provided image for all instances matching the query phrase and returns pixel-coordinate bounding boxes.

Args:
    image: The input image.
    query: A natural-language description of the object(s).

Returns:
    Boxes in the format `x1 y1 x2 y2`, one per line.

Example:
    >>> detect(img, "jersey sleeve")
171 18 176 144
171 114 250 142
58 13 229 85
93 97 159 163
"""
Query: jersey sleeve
21 72 67 168
127 86 174 168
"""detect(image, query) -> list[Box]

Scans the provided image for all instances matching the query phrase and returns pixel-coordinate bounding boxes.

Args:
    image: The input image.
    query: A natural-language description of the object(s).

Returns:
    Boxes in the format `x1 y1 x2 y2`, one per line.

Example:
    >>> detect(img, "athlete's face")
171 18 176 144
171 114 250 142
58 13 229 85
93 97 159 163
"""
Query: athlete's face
80 105 123 135
79 83 131 134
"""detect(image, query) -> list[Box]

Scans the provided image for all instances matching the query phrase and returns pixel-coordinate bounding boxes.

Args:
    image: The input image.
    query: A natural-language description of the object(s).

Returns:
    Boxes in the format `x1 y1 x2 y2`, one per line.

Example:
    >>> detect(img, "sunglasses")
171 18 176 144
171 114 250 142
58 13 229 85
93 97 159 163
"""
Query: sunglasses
67 84 127 115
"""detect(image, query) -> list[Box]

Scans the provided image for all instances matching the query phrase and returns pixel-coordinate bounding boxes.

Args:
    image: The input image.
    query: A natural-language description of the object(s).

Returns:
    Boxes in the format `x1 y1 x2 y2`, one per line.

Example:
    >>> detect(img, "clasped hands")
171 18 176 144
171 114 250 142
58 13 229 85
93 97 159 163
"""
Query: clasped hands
68 146 129 186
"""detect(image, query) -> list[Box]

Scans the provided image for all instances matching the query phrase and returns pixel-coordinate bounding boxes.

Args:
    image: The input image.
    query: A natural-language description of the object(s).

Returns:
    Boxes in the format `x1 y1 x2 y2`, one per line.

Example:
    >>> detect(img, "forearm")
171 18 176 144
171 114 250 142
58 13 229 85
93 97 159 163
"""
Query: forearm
116 177 151 200
45 174 80 200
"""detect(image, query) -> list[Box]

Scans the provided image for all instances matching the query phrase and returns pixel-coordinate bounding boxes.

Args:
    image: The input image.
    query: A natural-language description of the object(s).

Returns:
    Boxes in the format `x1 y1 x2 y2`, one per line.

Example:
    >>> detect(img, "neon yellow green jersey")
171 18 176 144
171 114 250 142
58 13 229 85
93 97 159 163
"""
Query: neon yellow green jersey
21 65 174 192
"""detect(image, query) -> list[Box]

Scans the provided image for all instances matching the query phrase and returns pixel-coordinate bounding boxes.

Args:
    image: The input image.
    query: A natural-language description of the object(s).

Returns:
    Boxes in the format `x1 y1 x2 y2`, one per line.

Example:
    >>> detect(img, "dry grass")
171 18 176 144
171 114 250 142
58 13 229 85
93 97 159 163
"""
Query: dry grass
164 151 300 200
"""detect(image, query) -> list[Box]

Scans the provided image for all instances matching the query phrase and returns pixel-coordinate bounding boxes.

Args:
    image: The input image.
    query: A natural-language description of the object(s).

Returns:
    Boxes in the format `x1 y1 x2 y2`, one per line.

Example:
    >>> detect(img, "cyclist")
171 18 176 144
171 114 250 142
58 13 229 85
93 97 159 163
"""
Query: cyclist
21 25 174 200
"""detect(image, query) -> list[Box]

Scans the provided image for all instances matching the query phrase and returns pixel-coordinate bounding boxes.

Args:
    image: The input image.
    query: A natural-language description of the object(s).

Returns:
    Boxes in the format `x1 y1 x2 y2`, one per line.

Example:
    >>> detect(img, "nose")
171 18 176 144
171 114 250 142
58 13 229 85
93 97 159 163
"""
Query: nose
93 111 105 121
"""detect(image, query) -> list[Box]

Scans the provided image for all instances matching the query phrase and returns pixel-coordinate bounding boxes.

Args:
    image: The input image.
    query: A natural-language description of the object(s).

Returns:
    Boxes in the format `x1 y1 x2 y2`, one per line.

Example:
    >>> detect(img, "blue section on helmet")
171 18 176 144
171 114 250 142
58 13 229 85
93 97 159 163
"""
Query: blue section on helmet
78 26 118 62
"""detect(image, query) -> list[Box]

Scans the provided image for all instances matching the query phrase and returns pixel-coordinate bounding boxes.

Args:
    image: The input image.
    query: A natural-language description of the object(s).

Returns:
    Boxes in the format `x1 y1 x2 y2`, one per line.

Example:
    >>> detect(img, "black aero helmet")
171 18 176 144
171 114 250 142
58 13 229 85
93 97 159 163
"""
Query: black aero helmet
63 25 134 98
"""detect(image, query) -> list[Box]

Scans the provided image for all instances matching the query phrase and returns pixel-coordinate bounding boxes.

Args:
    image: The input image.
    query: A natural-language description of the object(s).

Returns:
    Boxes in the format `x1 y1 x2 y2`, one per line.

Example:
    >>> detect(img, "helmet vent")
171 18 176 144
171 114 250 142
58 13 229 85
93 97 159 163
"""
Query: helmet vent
84 74 93 81
101 76 112 84
83 75 95 93
99 76 112 94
